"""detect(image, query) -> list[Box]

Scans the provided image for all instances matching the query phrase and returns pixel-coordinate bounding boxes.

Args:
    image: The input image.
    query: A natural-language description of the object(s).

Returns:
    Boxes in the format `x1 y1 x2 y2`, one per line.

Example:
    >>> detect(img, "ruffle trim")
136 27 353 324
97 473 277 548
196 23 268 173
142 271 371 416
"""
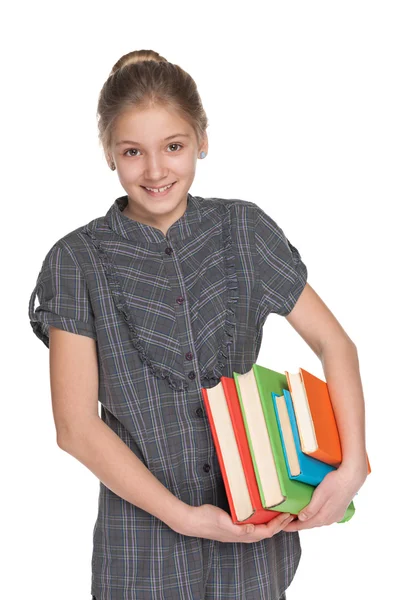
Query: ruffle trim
81 204 238 392
199 204 238 388
82 226 189 391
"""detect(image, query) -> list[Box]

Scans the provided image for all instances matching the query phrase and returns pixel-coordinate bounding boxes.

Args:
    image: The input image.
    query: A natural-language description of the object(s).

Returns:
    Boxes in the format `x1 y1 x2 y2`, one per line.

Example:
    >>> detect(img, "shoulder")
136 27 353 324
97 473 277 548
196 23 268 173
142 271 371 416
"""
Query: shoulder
199 197 274 240
41 214 109 267
198 195 260 224
200 195 258 211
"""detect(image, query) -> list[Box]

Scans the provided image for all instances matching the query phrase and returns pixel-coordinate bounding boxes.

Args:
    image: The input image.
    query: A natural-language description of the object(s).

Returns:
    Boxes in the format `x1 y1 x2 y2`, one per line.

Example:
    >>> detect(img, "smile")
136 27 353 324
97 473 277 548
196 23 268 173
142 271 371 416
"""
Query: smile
143 183 174 192
141 182 177 196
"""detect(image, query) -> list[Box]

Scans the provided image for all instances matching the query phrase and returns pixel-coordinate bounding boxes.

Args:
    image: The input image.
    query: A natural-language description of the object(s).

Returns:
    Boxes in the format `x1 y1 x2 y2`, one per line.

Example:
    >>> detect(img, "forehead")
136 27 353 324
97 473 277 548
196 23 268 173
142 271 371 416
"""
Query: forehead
112 105 193 143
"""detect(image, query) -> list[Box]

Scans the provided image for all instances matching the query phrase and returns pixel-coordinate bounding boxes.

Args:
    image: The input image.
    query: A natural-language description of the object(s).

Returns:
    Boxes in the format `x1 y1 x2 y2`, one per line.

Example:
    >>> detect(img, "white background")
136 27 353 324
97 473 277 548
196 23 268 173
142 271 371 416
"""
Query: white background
3 1 398 598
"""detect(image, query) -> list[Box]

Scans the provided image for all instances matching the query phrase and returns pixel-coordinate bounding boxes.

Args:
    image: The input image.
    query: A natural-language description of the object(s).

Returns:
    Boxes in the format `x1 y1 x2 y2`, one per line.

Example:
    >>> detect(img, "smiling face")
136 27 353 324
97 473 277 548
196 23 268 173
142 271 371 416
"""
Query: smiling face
109 104 208 233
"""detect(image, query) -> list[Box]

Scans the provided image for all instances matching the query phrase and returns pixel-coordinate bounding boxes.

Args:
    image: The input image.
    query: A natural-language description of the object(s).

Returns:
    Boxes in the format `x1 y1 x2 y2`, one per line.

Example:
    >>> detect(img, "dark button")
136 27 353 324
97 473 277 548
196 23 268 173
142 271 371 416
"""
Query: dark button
176 296 184 305
165 247 173 255
203 463 211 473
188 371 196 380
196 407 203 417
185 351 193 360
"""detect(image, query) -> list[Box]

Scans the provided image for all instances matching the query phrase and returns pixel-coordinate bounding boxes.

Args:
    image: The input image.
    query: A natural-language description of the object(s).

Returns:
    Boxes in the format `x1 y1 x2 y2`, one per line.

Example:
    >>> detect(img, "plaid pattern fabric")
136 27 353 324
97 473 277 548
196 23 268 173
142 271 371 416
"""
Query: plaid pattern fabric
29 193 307 600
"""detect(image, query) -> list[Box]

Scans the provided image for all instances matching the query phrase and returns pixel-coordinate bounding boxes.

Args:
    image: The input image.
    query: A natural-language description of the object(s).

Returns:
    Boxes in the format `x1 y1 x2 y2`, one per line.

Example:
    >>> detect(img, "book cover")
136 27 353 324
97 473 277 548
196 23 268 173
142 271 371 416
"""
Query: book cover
201 377 280 525
286 368 372 473
272 389 336 486
235 364 355 522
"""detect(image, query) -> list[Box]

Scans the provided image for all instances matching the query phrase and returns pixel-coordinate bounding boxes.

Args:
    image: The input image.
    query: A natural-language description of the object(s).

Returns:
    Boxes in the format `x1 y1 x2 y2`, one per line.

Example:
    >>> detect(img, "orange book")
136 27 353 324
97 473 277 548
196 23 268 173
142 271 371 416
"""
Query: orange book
285 368 371 473
202 376 281 525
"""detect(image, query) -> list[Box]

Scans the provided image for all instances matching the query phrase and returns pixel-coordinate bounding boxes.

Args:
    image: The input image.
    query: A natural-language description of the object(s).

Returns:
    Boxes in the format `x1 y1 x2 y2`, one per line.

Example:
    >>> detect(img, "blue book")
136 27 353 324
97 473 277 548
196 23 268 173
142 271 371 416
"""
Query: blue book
272 389 336 486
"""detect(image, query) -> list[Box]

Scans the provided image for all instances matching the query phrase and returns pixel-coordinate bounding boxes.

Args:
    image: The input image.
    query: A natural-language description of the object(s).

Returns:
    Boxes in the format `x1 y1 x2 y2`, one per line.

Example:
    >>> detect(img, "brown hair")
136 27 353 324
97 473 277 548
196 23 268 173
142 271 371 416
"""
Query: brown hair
97 49 209 166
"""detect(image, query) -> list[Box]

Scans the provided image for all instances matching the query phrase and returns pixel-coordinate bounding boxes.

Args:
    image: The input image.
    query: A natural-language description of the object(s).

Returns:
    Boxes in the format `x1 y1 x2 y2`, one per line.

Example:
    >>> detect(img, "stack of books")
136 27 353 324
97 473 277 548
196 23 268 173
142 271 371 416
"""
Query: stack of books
201 364 371 526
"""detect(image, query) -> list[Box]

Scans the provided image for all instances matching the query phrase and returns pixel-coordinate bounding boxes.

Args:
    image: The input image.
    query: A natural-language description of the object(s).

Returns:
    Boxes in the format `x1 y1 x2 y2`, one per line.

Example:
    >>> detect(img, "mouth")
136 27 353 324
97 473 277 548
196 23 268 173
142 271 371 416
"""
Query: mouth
141 182 177 197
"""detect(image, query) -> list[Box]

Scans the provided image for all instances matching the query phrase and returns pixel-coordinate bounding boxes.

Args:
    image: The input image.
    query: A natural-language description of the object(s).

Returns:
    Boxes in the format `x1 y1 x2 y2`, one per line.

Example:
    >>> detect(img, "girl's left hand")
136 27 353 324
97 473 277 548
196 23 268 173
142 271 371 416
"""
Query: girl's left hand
282 462 368 532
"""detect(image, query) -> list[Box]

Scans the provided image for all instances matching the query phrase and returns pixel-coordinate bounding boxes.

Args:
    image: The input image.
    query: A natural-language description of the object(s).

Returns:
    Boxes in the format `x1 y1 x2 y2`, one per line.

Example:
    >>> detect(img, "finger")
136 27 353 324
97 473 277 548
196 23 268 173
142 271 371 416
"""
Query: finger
281 519 303 532
243 513 290 538
264 513 292 534
282 514 323 532
255 512 292 532
298 503 316 522
274 514 295 534
299 484 331 522
277 512 293 525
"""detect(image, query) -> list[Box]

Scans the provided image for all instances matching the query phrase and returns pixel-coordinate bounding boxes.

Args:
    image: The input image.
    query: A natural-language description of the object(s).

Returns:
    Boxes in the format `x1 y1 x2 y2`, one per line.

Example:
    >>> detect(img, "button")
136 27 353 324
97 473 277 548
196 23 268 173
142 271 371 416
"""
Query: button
188 371 196 380
176 296 184 305
196 407 203 417
165 247 173 255
185 351 193 360
203 463 211 473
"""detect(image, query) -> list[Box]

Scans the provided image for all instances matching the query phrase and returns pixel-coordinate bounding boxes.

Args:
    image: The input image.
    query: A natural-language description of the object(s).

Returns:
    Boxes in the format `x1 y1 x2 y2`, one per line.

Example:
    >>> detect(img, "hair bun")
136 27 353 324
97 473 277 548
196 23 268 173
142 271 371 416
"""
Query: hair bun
110 49 168 75
98 48 208 159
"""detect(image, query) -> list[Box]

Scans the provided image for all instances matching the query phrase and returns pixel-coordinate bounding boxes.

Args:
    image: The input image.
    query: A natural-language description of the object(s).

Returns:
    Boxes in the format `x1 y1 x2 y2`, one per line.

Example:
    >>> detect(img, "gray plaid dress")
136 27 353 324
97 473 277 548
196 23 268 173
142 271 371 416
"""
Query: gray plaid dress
28 192 308 600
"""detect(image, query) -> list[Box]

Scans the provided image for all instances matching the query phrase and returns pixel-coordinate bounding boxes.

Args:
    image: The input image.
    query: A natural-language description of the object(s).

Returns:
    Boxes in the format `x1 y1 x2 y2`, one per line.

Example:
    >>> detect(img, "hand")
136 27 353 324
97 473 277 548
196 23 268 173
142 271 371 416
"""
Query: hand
282 462 368 532
174 503 296 543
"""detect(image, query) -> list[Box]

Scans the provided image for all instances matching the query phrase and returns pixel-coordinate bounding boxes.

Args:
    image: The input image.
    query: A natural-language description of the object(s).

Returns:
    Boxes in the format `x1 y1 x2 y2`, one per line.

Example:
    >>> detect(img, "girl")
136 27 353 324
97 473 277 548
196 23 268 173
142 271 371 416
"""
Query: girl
28 49 368 600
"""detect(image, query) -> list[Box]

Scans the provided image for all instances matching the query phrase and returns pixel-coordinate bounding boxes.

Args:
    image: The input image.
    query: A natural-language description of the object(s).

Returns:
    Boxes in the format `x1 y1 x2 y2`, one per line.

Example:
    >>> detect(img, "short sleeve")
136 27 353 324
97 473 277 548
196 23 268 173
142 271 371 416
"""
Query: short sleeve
254 205 308 316
28 241 97 348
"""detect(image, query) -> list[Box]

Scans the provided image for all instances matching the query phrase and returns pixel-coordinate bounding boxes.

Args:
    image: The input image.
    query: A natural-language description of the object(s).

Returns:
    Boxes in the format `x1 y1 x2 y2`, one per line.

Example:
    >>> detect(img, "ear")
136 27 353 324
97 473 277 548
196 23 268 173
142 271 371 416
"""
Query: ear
200 131 209 155
106 153 114 169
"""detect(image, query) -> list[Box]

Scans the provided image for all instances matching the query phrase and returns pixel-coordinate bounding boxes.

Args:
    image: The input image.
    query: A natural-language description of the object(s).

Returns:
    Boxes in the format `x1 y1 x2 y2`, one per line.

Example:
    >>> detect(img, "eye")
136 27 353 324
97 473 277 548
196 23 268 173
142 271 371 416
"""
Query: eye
123 143 183 158
168 143 183 152
124 148 141 157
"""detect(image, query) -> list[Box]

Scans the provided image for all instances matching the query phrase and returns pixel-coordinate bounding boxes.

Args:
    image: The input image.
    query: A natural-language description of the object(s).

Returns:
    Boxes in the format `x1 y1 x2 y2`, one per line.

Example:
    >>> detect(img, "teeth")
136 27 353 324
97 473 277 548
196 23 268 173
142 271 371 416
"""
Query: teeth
145 183 173 193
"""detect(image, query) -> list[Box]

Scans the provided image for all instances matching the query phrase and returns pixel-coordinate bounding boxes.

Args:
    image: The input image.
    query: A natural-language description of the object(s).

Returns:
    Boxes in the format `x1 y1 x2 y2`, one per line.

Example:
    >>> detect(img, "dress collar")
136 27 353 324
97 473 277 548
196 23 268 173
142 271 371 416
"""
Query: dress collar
104 192 202 244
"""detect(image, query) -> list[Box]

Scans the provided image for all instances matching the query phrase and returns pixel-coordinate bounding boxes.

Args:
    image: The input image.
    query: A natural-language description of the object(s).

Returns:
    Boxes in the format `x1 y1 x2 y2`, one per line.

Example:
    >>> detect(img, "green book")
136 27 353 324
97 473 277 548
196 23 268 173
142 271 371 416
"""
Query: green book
233 364 355 523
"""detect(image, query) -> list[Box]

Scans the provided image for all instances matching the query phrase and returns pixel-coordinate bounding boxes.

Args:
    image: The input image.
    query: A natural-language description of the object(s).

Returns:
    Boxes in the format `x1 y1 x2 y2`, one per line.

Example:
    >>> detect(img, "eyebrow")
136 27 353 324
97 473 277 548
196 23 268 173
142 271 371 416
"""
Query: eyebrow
116 133 190 146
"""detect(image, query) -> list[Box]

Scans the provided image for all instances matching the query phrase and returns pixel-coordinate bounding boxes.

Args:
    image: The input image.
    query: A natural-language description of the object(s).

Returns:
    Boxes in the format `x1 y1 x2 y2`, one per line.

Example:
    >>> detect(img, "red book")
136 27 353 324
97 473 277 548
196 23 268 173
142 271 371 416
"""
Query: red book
202 376 280 525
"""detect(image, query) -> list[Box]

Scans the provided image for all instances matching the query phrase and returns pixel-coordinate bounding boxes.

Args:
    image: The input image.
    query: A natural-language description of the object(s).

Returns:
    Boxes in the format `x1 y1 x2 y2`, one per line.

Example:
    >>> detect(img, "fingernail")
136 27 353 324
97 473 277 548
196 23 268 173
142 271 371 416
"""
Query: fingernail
246 525 254 533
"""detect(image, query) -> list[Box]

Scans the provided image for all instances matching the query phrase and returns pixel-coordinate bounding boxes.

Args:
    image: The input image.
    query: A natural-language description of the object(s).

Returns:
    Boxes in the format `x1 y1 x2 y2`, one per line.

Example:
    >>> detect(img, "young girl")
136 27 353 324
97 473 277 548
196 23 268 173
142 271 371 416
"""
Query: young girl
28 50 368 600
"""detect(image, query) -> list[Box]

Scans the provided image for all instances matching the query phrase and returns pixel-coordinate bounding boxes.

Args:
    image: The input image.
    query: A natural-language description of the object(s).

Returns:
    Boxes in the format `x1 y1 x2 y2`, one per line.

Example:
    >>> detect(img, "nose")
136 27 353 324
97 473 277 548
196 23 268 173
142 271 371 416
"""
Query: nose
143 153 168 181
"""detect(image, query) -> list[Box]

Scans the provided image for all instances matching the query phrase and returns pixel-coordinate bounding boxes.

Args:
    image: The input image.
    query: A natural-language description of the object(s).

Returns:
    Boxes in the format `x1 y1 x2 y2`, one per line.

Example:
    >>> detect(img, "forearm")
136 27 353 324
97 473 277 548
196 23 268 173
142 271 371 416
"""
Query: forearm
319 339 369 478
58 416 191 531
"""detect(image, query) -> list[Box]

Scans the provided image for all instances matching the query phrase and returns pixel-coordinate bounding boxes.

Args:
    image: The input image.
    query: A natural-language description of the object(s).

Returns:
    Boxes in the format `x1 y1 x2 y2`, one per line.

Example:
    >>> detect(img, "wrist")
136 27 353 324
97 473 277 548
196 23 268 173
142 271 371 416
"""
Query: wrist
338 459 368 483
166 500 196 535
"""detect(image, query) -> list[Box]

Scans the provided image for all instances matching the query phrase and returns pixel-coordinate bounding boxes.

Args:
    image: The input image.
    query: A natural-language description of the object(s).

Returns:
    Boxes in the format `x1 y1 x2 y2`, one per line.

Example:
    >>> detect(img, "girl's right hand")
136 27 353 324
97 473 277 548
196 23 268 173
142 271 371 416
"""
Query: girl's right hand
176 503 296 543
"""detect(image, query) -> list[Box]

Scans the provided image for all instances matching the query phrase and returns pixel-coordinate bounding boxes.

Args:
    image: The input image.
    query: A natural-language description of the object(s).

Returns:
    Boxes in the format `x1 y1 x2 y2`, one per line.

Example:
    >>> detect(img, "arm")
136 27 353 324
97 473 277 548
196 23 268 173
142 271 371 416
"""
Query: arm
284 282 368 477
282 283 369 529
49 326 191 533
